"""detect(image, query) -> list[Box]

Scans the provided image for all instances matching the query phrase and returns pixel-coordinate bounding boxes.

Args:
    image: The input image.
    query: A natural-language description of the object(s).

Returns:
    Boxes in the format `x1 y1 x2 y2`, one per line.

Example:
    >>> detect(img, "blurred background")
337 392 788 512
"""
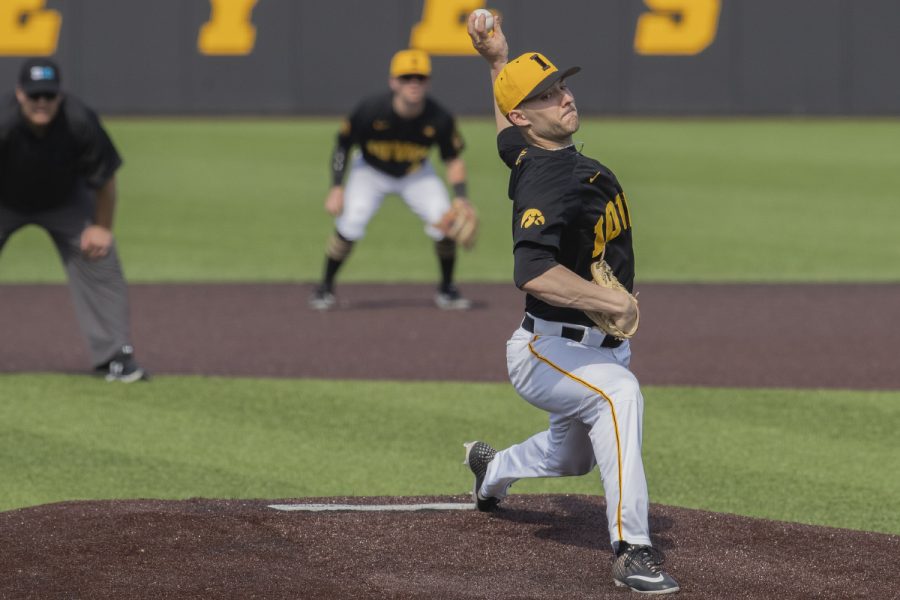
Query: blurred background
2 0 900 116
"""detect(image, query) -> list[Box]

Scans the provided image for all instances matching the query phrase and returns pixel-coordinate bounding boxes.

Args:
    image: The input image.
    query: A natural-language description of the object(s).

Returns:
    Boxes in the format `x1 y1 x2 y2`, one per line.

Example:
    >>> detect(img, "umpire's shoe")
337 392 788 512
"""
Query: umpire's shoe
99 345 148 383
463 441 499 512
612 543 680 594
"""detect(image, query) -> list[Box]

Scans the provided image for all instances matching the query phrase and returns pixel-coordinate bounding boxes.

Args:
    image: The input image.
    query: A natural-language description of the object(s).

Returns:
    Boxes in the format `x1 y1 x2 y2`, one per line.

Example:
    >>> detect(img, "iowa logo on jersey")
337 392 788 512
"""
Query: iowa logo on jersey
373 119 390 131
521 209 545 228
422 125 436 138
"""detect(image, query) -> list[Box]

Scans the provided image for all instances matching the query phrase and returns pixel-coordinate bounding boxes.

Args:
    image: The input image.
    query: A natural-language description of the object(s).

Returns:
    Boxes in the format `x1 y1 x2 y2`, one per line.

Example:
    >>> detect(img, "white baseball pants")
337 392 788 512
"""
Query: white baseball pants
480 314 653 548
335 155 451 242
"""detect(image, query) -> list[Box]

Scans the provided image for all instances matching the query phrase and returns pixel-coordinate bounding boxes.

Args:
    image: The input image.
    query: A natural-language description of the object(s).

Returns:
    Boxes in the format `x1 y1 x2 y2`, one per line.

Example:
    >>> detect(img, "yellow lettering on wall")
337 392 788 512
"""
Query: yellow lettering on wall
634 0 720 56
410 0 485 56
198 0 258 56
0 0 61 56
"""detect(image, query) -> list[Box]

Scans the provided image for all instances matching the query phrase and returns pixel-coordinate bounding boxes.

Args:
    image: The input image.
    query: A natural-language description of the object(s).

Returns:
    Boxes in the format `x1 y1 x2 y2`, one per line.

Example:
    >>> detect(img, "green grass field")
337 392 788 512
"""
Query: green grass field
1 374 897 535
1 118 898 283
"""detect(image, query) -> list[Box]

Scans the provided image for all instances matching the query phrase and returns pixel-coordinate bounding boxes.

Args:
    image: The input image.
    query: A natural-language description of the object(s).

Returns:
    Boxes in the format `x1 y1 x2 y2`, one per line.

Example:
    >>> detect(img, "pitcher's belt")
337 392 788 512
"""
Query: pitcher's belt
522 315 623 348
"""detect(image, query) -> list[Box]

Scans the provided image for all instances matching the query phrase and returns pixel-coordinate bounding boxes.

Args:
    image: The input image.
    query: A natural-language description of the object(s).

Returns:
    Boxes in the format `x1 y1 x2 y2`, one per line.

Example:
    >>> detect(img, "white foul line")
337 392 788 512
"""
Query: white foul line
268 503 474 512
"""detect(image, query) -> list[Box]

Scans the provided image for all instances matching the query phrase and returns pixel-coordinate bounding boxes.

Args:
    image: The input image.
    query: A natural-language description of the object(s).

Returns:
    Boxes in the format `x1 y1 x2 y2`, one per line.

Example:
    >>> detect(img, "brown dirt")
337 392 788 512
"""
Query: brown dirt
1 282 899 389
0 495 897 600
2 282 899 599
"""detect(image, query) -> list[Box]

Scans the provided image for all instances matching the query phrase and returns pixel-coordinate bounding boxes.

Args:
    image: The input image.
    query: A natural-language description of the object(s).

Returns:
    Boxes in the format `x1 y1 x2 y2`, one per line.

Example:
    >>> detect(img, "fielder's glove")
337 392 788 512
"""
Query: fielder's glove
437 199 479 250
583 259 640 340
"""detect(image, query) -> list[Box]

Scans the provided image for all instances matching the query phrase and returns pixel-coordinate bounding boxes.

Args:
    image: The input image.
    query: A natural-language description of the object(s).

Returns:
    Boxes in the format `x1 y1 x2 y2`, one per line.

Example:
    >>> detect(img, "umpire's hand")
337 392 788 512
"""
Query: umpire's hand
81 225 113 260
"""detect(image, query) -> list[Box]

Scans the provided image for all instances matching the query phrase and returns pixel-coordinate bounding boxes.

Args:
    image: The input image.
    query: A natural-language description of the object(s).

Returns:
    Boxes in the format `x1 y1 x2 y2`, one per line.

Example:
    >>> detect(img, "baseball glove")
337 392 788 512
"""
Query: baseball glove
583 258 640 340
437 199 479 250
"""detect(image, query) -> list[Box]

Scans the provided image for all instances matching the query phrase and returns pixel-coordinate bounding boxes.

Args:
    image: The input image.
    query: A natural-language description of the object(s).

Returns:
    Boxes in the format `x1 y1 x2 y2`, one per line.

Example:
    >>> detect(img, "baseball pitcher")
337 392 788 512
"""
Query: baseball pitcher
463 11 679 595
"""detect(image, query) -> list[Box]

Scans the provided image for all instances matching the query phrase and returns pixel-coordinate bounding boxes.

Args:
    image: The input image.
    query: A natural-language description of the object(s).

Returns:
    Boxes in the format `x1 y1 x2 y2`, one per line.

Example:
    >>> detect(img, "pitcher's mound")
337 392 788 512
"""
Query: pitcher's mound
1 495 897 599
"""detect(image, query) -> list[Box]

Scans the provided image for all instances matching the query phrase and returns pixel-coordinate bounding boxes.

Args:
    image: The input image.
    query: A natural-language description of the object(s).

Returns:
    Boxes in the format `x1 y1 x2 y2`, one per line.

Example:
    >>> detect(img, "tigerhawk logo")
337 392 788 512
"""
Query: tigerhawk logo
521 209 545 228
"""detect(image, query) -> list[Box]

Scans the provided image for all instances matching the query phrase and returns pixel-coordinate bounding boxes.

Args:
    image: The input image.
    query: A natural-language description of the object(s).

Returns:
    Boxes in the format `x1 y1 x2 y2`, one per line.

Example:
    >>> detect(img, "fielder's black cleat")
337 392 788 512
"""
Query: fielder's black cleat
309 285 337 311
435 284 472 310
463 441 499 511
612 543 680 594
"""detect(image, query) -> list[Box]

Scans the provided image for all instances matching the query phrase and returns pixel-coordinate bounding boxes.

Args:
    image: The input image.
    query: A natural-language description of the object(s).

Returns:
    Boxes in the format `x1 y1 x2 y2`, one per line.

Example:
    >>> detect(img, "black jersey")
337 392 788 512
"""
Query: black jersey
0 93 122 213
498 127 635 327
337 91 463 178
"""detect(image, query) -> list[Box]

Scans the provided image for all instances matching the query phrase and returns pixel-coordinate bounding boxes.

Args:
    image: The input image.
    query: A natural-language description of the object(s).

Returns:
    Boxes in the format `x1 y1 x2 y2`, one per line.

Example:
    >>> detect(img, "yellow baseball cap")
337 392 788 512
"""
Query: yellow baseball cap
390 49 432 78
494 52 581 115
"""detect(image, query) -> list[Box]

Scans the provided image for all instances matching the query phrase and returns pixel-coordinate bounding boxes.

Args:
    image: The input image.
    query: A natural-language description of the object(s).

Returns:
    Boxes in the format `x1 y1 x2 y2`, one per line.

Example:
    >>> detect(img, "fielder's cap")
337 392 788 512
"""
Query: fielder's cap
18 58 61 95
494 52 580 115
390 49 432 78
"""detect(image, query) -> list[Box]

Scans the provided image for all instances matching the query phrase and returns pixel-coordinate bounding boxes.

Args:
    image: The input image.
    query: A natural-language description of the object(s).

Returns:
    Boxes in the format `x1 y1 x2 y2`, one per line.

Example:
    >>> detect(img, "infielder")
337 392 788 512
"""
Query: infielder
0 58 145 383
464 13 679 594
310 49 474 311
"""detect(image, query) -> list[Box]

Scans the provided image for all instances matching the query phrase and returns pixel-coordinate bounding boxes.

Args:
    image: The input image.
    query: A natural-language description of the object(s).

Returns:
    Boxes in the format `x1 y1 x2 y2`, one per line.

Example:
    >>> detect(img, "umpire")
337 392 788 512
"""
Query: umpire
0 58 145 382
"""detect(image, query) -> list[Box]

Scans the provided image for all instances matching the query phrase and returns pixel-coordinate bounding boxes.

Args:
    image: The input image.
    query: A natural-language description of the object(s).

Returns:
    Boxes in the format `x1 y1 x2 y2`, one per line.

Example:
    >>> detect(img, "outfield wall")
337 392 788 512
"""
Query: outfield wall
1 0 898 115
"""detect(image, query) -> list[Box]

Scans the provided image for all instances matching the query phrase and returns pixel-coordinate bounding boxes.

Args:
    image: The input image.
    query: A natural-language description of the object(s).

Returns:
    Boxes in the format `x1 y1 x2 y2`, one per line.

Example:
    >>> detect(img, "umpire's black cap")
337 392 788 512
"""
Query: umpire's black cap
18 58 61 95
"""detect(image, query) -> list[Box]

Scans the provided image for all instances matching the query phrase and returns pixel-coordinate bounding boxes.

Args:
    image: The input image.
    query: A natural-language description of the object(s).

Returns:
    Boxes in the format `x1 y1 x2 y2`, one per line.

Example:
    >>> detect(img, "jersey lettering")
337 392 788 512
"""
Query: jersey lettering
197 0 258 56
0 0 61 56
365 140 430 163
634 0 721 56
604 201 623 242
410 0 485 56
592 193 631 258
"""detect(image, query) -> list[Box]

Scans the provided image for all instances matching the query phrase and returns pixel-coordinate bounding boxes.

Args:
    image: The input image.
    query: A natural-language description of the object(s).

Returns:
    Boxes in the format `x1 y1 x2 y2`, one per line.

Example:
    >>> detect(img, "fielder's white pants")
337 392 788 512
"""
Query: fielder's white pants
336 155 450 242
481 314 652 549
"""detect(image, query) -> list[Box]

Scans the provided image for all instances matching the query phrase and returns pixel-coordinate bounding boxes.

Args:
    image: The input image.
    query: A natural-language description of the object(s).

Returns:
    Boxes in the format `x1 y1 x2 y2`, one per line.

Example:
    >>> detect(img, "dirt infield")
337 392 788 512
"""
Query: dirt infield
2 282 899 388
2 282 900 598
1 495 898 599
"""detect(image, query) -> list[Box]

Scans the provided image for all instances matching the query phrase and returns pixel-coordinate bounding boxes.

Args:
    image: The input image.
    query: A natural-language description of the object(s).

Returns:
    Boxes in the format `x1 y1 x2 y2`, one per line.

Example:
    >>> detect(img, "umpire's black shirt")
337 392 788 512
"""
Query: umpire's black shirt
498 127 635 327
0 93 122 213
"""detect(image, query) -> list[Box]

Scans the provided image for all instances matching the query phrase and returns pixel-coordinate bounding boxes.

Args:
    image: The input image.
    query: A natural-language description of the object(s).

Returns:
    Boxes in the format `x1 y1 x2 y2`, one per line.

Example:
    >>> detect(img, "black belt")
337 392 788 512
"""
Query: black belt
522 315 623 348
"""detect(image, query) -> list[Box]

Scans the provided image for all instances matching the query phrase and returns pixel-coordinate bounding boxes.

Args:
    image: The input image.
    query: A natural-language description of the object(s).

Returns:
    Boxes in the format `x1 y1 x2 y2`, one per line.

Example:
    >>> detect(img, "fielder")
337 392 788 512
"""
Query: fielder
464 12 679 594
0 58 145 383
310 49 477 311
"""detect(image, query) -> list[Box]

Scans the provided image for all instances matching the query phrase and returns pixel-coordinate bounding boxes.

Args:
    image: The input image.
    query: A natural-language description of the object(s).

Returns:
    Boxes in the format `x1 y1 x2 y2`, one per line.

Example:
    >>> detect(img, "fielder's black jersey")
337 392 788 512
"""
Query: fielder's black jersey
336 91 464 178
498 127 634 327
0 93 122 213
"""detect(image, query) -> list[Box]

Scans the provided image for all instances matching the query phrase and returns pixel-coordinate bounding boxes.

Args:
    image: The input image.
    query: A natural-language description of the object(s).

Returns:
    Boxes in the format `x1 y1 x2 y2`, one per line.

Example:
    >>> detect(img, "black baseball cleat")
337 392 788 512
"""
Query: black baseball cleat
309 285 337 311
463 441 499 511
612 543 680 594
97 345 148 383
435 284 472 310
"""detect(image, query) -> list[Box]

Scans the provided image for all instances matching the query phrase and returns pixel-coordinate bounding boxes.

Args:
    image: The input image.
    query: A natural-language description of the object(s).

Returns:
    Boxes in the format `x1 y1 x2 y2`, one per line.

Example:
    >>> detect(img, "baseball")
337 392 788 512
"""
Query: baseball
472 8 494 32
